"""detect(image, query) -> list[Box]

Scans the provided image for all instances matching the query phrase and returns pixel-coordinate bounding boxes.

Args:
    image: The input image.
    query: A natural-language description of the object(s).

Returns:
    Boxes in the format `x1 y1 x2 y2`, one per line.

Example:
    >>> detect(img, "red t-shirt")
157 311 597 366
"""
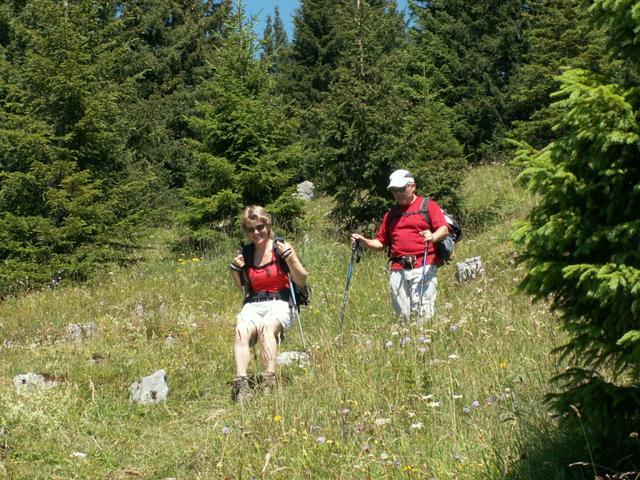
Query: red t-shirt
246 253 290 293
375 196 447 270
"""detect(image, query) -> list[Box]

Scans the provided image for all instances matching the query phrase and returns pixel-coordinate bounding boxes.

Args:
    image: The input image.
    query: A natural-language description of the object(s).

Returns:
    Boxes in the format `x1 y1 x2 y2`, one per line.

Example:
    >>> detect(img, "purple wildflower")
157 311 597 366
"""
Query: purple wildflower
384 340 393 349
463 407 471 414
222 426 230 434
400 337 411 346
316 436 326 444
471 400 480 408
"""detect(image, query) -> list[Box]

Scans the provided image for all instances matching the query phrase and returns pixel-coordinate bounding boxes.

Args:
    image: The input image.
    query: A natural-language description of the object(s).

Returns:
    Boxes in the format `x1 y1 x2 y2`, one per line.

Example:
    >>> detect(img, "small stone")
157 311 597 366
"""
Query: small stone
129 369 169 405
13 373 59 395
276 351 311 367
65 322 96 342
294 181 315 201
455 256 485 283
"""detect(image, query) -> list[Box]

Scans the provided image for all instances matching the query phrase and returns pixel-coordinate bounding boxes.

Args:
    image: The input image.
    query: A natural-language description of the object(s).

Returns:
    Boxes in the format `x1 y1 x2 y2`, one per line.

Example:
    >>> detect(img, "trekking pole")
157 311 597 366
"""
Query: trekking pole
288 273 308 352
337 240 362 337
417 240 429 322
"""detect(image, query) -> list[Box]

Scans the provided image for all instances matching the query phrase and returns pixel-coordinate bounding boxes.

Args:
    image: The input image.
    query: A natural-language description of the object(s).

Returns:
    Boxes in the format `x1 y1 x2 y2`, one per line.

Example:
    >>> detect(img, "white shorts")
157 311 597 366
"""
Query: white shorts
236 299 293 332
389 264 438 323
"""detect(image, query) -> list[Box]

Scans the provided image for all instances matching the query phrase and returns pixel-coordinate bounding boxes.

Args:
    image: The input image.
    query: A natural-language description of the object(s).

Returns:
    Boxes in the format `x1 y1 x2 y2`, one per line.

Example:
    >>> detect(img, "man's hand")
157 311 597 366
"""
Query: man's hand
420 230 435 243
350 234 383 251
421 225 449 244
351 233 365 247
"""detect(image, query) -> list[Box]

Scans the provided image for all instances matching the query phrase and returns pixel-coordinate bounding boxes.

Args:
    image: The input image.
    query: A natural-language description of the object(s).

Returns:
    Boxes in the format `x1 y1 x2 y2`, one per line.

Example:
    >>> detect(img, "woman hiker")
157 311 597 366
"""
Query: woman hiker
228 205 308 402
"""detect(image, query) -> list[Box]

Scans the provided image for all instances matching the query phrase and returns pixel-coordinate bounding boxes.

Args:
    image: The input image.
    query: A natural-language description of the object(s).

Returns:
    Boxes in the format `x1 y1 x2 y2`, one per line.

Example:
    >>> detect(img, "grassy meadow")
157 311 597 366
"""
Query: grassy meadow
0 165 598 479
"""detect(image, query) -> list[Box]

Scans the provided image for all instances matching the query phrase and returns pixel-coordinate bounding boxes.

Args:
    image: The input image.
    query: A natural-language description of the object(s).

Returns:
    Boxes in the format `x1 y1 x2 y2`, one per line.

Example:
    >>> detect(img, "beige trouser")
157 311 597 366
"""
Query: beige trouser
389 264 438 324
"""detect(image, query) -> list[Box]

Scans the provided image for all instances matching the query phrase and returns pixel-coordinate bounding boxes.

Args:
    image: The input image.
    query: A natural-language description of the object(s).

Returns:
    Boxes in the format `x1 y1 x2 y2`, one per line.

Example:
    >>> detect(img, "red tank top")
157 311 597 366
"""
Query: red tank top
246 253 290 293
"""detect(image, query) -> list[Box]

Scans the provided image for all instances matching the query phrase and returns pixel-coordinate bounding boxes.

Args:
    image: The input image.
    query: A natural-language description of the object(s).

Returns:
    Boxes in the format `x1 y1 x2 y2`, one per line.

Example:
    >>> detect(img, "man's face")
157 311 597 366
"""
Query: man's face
389 183 416 206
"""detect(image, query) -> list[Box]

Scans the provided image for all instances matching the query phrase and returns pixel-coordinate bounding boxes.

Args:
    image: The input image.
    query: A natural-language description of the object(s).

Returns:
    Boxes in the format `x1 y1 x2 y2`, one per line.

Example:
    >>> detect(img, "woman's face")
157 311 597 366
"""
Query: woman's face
245 221 270 246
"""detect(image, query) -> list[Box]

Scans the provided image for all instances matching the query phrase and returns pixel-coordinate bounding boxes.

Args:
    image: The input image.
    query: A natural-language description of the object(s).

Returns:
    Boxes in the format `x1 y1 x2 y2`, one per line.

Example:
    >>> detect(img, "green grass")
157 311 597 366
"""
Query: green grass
0 165 595 479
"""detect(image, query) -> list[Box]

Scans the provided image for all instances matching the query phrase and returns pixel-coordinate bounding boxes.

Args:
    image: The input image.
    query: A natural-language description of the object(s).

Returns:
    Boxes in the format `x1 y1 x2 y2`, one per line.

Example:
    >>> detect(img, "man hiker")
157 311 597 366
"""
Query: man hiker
351 169 449 324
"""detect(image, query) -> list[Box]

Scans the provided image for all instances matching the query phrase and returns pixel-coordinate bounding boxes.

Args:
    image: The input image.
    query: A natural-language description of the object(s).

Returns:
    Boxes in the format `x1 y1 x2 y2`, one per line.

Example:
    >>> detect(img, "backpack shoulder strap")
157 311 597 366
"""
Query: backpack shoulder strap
273 236 290 273
241 243 255 265
385 206 402 258
240 243 254 295
420 197 433 230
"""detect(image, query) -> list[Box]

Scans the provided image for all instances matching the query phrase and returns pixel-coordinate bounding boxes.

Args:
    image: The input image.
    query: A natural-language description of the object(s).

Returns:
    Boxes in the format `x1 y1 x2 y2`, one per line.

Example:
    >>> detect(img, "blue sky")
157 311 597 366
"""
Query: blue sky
244 0 410 39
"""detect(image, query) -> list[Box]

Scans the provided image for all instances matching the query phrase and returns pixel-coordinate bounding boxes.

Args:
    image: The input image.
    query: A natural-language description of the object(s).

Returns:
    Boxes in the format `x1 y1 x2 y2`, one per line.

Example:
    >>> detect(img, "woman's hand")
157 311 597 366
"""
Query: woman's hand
231 253 245 269
229 253 245 291
275 239 308 286
274 240 294 260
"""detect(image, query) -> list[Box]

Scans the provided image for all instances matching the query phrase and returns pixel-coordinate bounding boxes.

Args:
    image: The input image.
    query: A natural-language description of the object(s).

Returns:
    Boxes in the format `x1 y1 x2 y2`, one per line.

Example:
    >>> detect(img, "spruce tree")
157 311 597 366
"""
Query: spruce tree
114 0 232 190
180 2 303 251
278 0 342 109
261 13 275 59
508 0 609 149
0 0 149 295
513 0 640 461
273 6 289 51
261 6 290 75
409 0 526 158
310 0 465 226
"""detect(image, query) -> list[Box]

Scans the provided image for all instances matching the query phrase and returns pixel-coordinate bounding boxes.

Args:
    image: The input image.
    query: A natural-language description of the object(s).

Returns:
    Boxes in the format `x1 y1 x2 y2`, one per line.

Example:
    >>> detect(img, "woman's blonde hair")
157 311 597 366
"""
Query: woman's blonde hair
241 205 273 237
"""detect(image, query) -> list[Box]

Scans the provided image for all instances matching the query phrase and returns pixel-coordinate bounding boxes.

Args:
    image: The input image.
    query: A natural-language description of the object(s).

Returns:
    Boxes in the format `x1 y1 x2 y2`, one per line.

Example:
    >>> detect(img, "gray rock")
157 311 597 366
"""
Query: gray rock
455 256 485 283
276 351 311 367
295 181 315 201
129 369 169 405
13 373 59 394
65 322 96 341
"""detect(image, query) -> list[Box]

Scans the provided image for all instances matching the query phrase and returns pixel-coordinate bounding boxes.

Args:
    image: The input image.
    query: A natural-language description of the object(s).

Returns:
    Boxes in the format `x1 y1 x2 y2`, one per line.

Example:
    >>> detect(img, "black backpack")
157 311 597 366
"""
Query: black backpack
241 239 310 307
387 197 463 264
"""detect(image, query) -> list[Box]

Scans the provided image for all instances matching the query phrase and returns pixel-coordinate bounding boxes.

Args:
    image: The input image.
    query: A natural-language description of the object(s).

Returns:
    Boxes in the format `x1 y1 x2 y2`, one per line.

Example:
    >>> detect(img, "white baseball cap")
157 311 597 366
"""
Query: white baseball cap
387 169 415 189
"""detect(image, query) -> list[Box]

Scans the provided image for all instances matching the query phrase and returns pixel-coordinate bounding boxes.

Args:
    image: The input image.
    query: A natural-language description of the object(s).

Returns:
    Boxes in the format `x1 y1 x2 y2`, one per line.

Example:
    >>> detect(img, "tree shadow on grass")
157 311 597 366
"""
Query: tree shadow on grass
501 419 640 480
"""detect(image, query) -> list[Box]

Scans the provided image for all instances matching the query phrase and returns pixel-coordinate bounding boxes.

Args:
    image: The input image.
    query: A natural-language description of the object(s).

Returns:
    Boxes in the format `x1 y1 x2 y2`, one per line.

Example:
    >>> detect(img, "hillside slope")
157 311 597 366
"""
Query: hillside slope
0 165 577 479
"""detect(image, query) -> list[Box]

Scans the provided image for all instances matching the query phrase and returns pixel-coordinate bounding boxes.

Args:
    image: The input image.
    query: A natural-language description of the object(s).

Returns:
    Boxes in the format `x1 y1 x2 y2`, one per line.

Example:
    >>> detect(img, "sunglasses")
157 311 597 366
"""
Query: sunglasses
389 186 408 193
245 223 267 233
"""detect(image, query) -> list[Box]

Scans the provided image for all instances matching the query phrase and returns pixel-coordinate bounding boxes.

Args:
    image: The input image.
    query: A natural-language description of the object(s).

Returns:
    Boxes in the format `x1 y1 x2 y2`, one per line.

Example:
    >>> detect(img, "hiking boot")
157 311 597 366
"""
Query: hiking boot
259 372 277 394
232 376 252 403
